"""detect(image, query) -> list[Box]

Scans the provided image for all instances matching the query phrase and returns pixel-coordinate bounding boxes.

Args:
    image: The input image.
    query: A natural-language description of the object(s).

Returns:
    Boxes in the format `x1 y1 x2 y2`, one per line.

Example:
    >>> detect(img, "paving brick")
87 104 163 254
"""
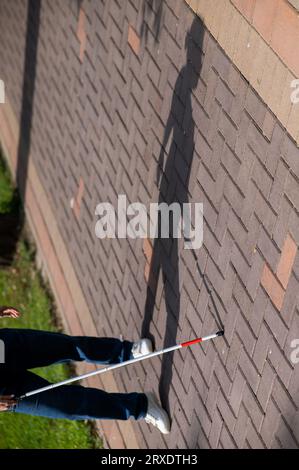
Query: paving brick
268 337 293 389
215 77 234 115
218 109 238 150
236 312 256 357
224 175 244 215
208 408 223 449
252 0 277 43
281 135 299 175
276 234 297 289
231 0 255 20
262 109 276 142
230 76 249 127
272 196 293 249
212 45 231 82
289 209 299 247
260 399 281 448
190 364 209 402
246 250 264 301
73 176 85 220
243 385 265 432
247 120 269 165
219 423 237 449
292 250 299 280
190 391 212 436
256 360 276 412
221 142 241 180
245 87 267 131
233 275 254 320
77 7 87 62
233 237 252 280
128 24 140 55
204 372 220 418
271 377 298 442
240 179 257 228
246 420 266 449
264 122 285 178
197 423 211 449
268 160 289 213
229 368 246 416
216 230 234 276
277 69 294 127
259 47 280 107
199 342 218 387
275 417 299 449
261 264 285 312
184 410 204 449
264 301 289 349
271 0 299 78
232 403 249 448
286 171 299 208
235 141 256 191
214 197 230 244
252 159 273 199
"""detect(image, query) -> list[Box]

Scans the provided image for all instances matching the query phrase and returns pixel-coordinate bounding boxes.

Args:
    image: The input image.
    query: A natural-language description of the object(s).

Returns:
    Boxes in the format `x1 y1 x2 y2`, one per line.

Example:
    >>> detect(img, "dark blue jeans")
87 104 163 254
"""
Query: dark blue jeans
0 328 148 421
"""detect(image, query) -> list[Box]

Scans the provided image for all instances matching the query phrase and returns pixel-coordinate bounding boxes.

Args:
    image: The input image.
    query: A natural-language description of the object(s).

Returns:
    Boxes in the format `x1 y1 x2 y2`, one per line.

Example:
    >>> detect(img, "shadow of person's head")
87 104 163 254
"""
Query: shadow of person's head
185 16 205 90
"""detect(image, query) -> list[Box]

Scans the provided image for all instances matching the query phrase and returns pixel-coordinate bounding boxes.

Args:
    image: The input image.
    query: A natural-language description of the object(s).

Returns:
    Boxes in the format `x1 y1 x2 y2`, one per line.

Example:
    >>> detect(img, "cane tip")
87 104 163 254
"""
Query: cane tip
216 330 224 337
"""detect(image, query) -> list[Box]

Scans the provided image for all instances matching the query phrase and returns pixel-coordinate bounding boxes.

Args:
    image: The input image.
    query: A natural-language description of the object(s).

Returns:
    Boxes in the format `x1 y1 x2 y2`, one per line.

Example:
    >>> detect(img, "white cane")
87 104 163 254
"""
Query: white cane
19 330 224 400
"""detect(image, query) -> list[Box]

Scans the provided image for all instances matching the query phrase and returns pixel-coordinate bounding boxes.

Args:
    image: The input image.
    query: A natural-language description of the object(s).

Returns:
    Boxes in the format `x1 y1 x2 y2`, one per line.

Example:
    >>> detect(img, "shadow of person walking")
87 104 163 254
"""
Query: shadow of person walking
0 0 41 268
141 17 205 414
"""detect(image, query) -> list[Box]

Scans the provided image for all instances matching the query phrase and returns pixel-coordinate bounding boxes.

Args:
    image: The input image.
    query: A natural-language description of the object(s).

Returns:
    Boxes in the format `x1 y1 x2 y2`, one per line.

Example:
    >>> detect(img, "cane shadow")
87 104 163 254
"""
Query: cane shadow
141 17 205 414
0 0 41 267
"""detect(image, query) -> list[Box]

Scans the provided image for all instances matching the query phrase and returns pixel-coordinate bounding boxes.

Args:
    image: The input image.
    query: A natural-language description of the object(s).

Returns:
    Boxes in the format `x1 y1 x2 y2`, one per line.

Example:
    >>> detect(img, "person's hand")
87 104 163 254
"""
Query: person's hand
0 306 21 318
0 395 17 411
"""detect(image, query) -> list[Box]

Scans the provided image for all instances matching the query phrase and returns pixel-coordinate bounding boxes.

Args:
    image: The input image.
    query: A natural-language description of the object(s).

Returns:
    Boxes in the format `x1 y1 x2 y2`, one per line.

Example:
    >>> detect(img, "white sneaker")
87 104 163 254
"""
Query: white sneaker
132 338 153 358
144 392 171 434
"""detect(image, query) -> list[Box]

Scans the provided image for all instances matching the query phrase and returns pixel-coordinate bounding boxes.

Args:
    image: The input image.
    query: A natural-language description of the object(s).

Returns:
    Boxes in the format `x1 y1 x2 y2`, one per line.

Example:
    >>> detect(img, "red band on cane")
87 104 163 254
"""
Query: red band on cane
181 338 202 347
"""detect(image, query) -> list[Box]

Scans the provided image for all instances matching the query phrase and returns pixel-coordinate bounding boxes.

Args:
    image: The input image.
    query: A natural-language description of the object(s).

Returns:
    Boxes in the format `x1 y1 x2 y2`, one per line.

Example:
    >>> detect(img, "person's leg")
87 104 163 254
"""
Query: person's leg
0 328 133 370
5 370 148 421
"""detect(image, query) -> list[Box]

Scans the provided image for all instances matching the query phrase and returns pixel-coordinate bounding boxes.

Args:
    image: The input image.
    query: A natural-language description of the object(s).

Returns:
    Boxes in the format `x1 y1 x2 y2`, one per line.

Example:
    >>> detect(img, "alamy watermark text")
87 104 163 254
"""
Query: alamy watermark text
95 195 203 249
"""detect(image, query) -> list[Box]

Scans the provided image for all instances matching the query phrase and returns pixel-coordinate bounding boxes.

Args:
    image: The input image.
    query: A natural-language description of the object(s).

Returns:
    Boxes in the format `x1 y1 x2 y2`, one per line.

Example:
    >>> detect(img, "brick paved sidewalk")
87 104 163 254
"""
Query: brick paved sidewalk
0 0 298 449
